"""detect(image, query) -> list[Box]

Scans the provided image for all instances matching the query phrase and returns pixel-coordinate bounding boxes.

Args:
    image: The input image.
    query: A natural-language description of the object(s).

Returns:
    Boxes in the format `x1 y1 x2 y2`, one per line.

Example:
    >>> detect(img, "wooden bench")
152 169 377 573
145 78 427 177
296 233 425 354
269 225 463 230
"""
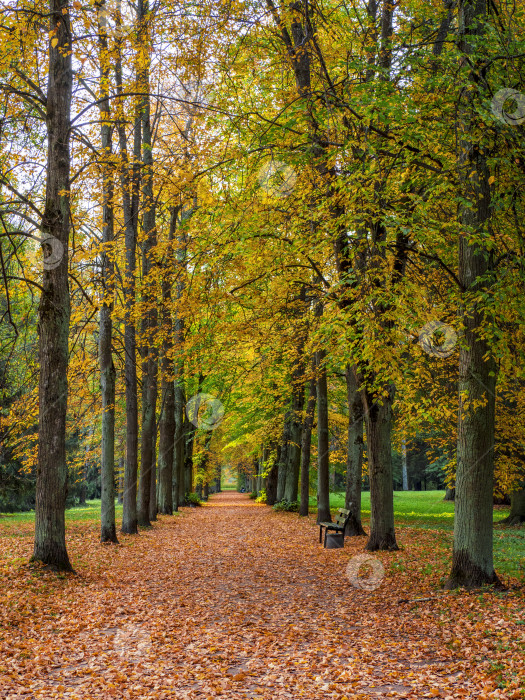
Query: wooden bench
319 507 352 547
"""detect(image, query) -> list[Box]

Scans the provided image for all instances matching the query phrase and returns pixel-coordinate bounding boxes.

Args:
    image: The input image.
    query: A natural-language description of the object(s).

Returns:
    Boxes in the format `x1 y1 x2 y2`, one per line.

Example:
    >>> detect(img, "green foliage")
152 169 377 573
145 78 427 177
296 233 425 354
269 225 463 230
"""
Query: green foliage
249 491 257 499
255 489 267 504
183 492 202 507
273 499 299 513
0 459 35 513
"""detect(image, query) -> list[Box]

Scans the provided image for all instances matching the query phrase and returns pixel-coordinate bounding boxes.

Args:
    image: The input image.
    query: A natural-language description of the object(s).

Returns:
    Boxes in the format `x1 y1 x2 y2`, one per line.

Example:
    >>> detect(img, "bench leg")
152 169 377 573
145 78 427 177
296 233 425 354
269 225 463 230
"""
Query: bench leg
319 526 323 544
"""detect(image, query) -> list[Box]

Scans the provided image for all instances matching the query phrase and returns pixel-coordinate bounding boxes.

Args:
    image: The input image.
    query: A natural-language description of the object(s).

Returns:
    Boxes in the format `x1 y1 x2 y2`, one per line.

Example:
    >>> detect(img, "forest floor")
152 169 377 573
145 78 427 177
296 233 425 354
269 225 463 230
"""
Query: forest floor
0 492 524 699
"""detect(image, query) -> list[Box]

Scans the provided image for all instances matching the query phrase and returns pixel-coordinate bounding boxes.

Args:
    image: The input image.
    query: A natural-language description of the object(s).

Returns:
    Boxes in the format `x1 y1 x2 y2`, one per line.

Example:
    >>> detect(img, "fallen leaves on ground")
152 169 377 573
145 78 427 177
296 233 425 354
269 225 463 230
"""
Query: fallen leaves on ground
0 492 524 699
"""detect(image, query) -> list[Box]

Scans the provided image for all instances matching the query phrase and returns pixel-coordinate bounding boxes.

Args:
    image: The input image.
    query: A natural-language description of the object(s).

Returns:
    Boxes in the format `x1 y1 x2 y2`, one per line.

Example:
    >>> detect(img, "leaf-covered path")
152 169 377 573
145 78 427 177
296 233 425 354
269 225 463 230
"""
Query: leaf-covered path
1 492 523 699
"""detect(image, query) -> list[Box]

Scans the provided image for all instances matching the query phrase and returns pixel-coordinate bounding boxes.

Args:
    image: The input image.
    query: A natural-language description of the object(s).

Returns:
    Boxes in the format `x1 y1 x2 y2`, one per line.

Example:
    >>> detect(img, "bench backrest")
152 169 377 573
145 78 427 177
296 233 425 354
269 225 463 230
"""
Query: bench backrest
335 508 351 528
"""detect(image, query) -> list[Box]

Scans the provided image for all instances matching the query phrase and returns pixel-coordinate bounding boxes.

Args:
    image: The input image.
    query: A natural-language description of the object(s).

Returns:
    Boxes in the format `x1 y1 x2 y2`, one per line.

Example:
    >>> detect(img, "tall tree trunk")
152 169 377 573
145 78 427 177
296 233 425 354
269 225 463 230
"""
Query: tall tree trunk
363 386 398 551
173 380 185 506
116 22 141 535
401 438 409 491
502 488 525 526
276 416 290 502
157 208 178 515
158 364 174 514
80 426 94 506
97 1 118 544
284 288 307 503
149 442 157 521
184 418 196 495
32 0 73 571
158 355 175 514
299 368 316 516
137 0 158 528
265 445 280 506
117 460 124 505
173 207 193 506
316 348 331 524
345 367 366 536
446 0 501 589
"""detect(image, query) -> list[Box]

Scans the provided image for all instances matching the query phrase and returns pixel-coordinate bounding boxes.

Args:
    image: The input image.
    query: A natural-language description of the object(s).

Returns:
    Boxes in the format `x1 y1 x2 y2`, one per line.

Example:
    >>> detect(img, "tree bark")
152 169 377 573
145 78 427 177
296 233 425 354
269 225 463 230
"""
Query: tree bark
265 445 280 506
173 380 185 506
117 462 124 505
362 386 398 551
32 0 73 571
157 213 177 515
502 488 525 526
446 0 501 590
97 1 118 544
149 442 157 521
116 20 141 535
401 438 409 492
299 366 316 516
316 348 331 524
345 367 366 536
284 288 307 503
276 416 290 502
137 0 158 528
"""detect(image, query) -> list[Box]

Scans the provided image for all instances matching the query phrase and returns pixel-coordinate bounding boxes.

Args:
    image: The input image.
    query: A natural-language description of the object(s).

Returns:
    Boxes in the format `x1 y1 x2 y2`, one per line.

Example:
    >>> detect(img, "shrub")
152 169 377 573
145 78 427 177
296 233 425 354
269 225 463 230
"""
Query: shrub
273 499 299 512
249 491 258 499
255 489 267 504
184 492 202 506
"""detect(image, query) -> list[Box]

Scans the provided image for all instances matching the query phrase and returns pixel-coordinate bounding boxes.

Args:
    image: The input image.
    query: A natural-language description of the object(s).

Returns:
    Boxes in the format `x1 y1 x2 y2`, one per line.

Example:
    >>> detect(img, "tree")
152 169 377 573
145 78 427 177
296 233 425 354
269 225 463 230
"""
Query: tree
32 0 73 571
446 0 501 589
344 367 366 536
299 363 316 517
137 0 158 528
97 0 118 545
315 347 331 524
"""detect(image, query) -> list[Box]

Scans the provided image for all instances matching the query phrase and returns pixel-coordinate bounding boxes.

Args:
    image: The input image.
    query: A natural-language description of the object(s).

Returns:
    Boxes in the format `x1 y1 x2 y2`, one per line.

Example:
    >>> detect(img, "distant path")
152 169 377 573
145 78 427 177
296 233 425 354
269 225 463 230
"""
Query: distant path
0 492 505 698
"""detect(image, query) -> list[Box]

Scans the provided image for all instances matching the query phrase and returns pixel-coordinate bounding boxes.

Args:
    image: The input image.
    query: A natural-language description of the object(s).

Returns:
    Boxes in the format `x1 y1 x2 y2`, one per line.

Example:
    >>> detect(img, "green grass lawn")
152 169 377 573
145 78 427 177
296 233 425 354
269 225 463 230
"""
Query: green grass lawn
307 490 524 581
0 501 123 532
